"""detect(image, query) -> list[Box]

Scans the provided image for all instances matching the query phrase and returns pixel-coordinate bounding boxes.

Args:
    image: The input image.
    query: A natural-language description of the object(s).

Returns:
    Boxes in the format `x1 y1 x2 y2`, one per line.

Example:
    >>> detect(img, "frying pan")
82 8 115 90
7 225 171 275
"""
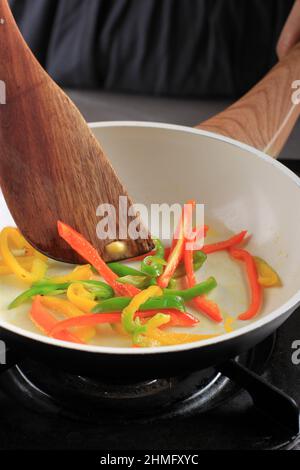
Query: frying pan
1 45 300 381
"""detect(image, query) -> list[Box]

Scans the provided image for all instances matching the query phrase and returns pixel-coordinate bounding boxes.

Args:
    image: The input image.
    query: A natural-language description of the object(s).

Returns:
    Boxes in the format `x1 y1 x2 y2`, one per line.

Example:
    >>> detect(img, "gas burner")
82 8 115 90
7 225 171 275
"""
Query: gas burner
0 334 286 420
2 360 228 420
0 328 299 450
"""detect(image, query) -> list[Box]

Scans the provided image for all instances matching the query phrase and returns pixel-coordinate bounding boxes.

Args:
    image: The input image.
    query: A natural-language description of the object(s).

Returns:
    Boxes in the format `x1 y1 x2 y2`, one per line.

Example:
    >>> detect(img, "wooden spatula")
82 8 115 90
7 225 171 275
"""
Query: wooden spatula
0 0 153 264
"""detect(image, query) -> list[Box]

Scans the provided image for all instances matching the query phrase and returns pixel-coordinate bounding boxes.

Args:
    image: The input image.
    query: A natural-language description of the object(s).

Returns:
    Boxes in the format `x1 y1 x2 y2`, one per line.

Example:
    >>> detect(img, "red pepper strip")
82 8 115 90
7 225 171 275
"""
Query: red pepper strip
202 230 247 255
158 201 195 288
184 241 223 323
30 296 84 344
229 248 262 320
57 221 139 297
125 225 209 263
191 225 209 251
138 309 198 327
49 309 198 337
158 309 199 327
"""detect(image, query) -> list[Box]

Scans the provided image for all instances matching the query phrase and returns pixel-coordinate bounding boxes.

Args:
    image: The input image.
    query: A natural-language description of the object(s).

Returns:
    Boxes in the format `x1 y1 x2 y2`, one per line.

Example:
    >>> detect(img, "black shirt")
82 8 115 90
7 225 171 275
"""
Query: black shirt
10 0 293 97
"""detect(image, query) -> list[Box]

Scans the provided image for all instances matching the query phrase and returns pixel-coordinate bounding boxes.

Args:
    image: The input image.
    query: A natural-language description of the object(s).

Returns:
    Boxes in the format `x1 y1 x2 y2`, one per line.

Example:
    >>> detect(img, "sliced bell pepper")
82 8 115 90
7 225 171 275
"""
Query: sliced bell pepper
136 309 198 327
156 309 199 327
67 283 98 312
141 255 166 278
254 257 282 287
39 296 96 341
30 296 84 344
184 241 223 322
224 316 235 333
136 328 217 347
107 262 145 278
193 296 222 323
133 313 171 346
122 225 209 263
0 255 35 276
117 275 153 289
202 230 247 254
141 239 166 277
0 227 48 283
122 285 163 334
49 309 198 338
173 250 207 279
8 278 113 310
57 221 139 297
8 281 69 309
229 248 262 320
92 293 186 313
50 264 93 283
66 280 114 312
1 227 47 261
163 277 217 301
166 278 177 289
158 201 195 288
191 225 209 250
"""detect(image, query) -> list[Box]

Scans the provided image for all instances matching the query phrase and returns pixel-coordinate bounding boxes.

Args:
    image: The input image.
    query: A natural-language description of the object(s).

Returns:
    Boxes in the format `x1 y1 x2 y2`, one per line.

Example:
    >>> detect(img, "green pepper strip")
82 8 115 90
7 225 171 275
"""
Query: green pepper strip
92 295 186 313
8 282 69 309
117 275 152 289
163 277 217 301
173 251 207 279
107 262 145 278
79 280 114 300
141 239 166 277
9 279 114 309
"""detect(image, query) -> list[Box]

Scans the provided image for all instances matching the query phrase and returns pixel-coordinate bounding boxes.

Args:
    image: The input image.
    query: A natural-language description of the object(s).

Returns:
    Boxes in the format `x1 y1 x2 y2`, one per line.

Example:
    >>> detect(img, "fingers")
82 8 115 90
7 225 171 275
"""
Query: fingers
277 0 300 59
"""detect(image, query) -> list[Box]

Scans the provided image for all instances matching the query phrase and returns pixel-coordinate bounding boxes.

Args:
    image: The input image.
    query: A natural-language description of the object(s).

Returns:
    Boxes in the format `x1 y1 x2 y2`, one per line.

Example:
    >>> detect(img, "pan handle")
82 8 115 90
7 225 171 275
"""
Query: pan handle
196 44 300 158
219 360 299 435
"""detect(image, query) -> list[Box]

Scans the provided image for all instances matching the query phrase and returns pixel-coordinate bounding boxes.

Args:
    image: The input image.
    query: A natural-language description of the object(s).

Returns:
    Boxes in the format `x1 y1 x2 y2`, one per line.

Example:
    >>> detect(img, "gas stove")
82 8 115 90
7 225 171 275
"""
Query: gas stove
0 159 299 452
0 309 299 451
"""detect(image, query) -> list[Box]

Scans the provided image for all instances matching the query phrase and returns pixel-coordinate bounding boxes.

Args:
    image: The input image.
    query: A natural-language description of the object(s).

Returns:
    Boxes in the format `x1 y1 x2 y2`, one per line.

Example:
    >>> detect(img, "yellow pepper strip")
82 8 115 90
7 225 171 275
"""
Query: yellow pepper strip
50 264 93 283
0 256 35 275
31 258 48 280
0 228 48 283
122 285 163 334
111 323 128 336
145 313 171 330
134 313 171 346
254 257 282 288
224 316 235 333
0 264 13 276
39 296 96 342
67 283 97 312
4 227 47 261
142 329 218 346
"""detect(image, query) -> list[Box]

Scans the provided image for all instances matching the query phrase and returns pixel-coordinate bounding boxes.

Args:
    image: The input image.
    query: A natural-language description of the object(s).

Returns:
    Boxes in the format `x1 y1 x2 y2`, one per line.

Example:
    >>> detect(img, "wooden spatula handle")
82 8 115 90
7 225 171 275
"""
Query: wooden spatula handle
197 44 300 158
0 0 153 263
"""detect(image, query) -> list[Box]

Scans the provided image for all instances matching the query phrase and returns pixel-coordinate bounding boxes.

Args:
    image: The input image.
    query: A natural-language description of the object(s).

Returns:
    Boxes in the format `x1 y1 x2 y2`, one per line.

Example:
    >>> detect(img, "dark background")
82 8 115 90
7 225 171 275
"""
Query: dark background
9 0 294 96
8 0 300 159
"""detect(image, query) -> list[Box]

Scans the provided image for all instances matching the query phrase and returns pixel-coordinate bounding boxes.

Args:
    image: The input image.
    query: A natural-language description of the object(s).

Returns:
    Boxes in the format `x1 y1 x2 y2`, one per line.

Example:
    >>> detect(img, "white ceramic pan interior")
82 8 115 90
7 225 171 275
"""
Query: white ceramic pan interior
1 122 300 354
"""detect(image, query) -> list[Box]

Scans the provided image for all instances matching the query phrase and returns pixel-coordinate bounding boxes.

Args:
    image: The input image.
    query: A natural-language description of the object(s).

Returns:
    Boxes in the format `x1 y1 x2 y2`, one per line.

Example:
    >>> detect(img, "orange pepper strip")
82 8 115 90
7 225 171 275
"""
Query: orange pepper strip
229 248 262 320
57 221 139 297
49 309 198 338
157 201 195 288
30 296 84 344
184 241 223 323
202 230 247 254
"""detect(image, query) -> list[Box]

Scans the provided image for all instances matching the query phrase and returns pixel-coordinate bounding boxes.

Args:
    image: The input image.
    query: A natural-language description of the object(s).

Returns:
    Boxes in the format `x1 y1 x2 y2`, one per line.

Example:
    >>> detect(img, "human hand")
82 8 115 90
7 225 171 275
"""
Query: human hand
277 0 300 59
